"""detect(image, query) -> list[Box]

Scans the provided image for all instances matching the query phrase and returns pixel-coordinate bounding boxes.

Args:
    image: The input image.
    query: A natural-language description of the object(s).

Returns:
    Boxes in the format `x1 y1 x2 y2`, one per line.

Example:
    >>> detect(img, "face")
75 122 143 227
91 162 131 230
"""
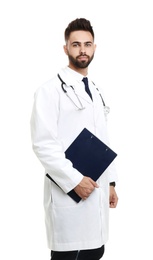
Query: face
64 30 96 72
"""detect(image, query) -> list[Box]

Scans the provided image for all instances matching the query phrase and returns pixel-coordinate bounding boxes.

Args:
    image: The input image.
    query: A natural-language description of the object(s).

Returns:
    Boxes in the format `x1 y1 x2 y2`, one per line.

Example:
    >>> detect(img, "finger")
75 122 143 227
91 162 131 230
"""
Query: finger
83 196 88 200
89 178 99 188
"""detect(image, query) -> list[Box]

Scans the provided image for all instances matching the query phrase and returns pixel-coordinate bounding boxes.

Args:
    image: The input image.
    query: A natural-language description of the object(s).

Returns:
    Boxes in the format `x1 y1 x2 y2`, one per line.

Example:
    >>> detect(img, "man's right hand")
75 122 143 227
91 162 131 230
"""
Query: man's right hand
74 176 99 200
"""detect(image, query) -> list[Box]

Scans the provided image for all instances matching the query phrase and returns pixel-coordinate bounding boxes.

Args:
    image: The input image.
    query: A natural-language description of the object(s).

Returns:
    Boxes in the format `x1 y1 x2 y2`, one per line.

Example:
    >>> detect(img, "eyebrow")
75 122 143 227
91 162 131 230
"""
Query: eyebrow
71 41 93 44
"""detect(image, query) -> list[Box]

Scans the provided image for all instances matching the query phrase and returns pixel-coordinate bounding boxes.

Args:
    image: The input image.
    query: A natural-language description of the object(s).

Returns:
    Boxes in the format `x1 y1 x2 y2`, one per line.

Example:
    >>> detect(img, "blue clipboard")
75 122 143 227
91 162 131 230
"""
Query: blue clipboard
47 128 117 203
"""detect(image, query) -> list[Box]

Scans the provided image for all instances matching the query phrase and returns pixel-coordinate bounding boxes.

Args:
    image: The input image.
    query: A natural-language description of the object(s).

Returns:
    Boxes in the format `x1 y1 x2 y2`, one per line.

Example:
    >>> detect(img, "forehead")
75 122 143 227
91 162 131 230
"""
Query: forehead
68 30 94 43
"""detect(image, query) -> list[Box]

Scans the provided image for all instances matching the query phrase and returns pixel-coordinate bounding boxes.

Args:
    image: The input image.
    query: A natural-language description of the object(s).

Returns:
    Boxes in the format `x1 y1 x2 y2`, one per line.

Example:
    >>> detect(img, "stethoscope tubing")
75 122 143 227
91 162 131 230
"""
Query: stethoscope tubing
57 73 110 113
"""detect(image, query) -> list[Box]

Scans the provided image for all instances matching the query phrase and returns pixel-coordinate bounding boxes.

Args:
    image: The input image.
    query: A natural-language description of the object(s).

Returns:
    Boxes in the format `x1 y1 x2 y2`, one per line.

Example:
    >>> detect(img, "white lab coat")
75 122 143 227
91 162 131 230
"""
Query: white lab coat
30 67 118 251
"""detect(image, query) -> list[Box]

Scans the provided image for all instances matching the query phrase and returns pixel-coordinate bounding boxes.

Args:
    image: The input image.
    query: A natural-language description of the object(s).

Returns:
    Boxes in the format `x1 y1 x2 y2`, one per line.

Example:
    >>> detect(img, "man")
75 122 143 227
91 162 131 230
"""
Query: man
30 18 118 260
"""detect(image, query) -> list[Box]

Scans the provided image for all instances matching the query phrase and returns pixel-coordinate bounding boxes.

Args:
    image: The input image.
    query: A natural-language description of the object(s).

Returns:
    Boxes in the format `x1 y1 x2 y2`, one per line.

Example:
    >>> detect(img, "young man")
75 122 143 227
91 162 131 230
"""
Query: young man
30 18 118 260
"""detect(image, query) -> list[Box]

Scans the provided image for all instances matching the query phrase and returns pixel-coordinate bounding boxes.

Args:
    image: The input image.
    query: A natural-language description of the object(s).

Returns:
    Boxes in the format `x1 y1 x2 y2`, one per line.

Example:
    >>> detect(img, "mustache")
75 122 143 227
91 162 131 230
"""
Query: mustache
77 54 89 58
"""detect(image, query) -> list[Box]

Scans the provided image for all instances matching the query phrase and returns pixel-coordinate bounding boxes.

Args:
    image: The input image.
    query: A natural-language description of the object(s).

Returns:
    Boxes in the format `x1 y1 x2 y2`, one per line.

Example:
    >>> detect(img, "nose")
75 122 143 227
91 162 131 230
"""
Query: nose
80 45 86 55
80 50 86 55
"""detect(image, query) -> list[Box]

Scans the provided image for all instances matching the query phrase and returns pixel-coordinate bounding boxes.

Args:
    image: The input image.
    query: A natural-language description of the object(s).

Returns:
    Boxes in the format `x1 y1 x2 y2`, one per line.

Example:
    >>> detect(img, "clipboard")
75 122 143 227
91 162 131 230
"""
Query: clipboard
46 128 117 202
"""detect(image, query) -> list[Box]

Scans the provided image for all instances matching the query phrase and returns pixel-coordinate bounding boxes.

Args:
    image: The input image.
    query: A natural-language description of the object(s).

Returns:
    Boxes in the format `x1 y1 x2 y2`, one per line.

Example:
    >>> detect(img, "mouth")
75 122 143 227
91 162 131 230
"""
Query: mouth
78 55 88 61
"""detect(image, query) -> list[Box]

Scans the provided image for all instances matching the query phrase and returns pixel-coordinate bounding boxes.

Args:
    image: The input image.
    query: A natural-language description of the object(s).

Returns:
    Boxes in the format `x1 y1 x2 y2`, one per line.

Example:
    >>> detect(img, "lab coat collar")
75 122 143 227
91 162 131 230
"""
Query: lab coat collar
59 67 93 104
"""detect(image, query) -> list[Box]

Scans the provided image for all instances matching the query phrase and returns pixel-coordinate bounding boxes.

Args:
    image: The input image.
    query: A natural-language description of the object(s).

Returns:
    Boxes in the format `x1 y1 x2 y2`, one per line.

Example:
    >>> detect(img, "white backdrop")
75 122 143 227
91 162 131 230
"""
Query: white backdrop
0 0 153 259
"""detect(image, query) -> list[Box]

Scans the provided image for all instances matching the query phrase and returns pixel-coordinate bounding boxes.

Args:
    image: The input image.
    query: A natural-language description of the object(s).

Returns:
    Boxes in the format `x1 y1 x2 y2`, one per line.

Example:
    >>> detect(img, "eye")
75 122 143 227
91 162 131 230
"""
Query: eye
72 42 80 47
85 42 92 47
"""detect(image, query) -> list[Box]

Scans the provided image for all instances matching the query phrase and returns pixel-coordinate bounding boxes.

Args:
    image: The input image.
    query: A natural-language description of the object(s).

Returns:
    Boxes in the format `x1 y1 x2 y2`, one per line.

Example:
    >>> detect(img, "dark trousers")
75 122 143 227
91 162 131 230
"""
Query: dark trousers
51 245 105 260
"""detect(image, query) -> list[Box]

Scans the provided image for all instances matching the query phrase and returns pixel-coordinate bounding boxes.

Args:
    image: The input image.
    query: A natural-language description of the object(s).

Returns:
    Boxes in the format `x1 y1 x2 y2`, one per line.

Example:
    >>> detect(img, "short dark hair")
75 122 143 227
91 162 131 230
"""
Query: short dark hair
64 18 94 42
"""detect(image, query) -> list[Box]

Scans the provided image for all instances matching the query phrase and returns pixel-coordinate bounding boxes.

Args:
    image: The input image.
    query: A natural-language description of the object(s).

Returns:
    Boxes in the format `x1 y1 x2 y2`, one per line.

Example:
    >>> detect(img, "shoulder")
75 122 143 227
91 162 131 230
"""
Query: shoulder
35 67 69 96
34 74 64 103
36 76 58 93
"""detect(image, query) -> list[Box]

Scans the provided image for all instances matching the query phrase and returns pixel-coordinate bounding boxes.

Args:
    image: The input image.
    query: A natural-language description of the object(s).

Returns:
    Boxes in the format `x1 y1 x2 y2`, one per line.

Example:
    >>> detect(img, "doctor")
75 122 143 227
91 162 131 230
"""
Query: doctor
30 18 118 260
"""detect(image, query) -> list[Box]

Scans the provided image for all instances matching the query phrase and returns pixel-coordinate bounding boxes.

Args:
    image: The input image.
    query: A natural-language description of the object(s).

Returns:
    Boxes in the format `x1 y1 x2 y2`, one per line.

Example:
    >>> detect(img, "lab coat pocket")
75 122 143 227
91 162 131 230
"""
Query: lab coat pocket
51 197 101 245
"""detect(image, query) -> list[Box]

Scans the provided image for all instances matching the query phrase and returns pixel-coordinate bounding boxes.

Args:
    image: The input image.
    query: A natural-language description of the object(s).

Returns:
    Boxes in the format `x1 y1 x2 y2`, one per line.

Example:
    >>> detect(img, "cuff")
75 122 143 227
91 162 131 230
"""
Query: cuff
109 182 116 187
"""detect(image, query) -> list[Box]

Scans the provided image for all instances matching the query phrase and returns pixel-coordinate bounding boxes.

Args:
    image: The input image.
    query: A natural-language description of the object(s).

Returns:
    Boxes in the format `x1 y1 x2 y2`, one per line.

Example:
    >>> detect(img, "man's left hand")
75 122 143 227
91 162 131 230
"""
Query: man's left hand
109 186 118 208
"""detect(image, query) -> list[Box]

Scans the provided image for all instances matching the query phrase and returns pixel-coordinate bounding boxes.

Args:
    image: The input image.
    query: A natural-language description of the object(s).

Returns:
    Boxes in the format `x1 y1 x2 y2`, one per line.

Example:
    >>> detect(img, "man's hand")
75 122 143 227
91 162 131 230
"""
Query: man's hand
74 176 99 200
109 186 118 208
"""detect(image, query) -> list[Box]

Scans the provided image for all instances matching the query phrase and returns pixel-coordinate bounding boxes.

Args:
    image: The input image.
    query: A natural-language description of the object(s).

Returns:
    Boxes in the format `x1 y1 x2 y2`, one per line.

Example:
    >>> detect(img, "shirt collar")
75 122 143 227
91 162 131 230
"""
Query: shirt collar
65 66 88 83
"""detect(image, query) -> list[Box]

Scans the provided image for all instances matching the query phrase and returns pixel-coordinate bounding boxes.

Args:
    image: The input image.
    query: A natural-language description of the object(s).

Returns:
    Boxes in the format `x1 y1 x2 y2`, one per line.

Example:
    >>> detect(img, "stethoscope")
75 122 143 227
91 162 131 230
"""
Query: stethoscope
57 73 110 115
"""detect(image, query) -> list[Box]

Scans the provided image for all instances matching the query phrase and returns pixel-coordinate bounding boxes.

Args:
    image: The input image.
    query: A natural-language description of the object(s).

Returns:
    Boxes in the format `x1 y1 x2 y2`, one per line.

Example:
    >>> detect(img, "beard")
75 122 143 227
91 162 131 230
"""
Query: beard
68 53 94 69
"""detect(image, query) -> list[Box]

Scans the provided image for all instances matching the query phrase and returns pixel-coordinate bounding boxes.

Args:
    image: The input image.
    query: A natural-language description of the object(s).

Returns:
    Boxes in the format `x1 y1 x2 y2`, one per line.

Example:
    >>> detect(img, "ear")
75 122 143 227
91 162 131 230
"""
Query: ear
63 45 68 55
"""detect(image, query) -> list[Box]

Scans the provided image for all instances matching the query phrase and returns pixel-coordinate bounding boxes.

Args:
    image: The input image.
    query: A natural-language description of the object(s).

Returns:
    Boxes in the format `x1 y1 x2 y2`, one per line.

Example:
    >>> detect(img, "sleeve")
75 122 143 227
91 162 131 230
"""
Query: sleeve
107 161 118 183
97 84 118 184
30 83 83 193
